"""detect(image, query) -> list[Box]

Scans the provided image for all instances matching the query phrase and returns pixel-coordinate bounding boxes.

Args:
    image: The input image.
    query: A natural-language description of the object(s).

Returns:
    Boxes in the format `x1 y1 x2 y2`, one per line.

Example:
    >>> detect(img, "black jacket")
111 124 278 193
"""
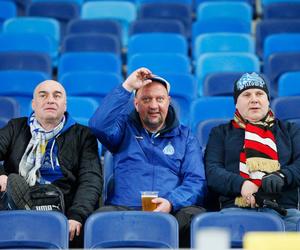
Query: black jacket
0 116 102 224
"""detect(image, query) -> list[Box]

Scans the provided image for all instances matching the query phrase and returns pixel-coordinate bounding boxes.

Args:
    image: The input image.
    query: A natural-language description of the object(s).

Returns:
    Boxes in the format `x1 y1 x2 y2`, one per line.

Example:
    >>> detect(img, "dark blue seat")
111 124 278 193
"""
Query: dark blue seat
263 3 300 19
26 2 80 38
58 52 122 79
129 19 186 36
196 118 229 148
0 52 52 76
278 71 300 96
61 34 121 55
84 211 179 248
255 20 300 59
264 53 300 97
203 72 243 96
0 1 16 30
191 211 285 248
66 19 122 46
0 210 69 249
102 151 114 205
139 3 192 36
271 96 300 120
0 96 20 119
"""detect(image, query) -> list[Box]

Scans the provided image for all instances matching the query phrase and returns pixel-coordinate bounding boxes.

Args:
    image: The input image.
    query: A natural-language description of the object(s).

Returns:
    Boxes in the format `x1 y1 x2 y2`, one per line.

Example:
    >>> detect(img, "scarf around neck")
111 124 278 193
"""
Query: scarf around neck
19 114 65 186
232 109 280 207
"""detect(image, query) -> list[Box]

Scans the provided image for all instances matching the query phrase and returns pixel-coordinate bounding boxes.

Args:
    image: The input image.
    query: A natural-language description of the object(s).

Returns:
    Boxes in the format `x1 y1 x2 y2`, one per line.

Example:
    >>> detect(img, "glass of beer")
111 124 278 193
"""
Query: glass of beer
141 191 158 211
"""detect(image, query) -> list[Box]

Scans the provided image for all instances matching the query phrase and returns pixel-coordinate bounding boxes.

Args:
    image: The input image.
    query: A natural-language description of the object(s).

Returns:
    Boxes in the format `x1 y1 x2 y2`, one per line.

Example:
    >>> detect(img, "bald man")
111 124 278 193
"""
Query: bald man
0 80 102 246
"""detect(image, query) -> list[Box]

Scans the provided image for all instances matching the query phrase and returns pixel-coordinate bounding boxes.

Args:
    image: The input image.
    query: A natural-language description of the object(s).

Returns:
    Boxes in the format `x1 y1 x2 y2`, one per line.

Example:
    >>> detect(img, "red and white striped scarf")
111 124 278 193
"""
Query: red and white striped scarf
233 109 280 207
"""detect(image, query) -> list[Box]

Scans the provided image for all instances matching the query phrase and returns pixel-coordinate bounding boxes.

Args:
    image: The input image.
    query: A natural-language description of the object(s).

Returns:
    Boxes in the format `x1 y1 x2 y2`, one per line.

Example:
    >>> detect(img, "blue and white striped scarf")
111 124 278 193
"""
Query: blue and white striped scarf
19 114 65 186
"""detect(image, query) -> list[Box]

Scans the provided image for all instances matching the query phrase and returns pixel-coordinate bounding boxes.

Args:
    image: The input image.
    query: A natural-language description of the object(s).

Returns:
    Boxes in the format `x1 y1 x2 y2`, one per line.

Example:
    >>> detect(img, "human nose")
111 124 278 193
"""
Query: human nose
149 99 159 109
46 95 55 103
250 94 258 103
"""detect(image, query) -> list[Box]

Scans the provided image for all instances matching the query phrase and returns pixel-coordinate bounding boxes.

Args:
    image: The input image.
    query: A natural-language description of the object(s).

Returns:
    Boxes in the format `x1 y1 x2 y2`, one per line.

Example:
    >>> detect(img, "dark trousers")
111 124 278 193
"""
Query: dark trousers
96 205 205 248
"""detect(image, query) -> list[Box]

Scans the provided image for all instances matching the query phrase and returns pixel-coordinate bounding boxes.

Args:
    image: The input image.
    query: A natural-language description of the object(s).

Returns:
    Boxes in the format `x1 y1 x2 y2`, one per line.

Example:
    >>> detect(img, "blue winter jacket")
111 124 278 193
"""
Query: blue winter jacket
89 85 206 211
205 120 300 209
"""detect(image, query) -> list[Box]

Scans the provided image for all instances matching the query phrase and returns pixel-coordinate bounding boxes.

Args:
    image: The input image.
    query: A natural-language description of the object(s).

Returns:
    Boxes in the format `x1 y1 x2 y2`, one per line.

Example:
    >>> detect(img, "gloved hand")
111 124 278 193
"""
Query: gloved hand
261 171 285 193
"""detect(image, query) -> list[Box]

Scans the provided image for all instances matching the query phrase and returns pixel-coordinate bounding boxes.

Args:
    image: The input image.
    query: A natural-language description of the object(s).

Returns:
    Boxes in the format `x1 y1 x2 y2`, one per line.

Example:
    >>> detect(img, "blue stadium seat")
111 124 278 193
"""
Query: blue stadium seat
264 34 300 61
127 53 191 76
191 211 285 248
0 1 16 31
84 211 179 248
263 3 300 19
60 72 122 105
278 71 300 96
193 33 254 61
0 52 52 77
31 0 83 3
195 0 254 10
190 97 235 133
0 117 9 128
271 96 300 120
81 1 137 45
203 72 243 96
26 2 80 38
67 96 99 125
196 118 229 148
58 52 122 79
195 52 260 96
0 96 20 119
0 33 58 63
127 33 188 60
0 70 48 116
129 19 186 37
137 0 192 4
0 210 69 249
261 0 300 6
159 73 197 125
66 19 122 46
264 53 300 97
255 20 300 59
138 3 192 36
61 34 121 55
3 17 60 48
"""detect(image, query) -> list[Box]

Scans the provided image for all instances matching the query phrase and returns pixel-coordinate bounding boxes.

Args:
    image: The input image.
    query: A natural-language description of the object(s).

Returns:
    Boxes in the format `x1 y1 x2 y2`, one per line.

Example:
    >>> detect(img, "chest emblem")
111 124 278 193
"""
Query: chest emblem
163 142 175 155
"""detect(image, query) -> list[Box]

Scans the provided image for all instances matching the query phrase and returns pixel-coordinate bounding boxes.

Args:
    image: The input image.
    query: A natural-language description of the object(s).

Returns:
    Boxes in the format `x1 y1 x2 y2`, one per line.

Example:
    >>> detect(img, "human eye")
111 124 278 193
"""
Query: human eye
142 97 150 103
157 97 164 102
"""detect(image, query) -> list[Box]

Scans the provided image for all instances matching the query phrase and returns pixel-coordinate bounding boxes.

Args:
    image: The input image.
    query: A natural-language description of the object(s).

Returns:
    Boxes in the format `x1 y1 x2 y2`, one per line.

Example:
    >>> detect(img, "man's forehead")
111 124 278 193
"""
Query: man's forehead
35 81 65 94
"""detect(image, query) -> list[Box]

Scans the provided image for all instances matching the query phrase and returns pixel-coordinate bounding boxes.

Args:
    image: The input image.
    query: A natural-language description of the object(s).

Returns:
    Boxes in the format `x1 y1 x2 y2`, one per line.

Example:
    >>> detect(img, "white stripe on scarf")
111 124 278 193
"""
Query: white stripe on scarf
19 114 65 186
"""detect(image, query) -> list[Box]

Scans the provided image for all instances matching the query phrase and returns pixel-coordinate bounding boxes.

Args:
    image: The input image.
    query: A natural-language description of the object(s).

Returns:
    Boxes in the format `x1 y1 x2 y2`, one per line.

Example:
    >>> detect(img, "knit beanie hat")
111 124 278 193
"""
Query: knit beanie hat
234 72 269 104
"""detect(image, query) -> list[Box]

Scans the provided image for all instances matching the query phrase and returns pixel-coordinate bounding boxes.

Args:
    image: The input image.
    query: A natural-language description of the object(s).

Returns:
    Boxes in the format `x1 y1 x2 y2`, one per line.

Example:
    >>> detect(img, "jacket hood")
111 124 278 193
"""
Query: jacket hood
129 104 179 135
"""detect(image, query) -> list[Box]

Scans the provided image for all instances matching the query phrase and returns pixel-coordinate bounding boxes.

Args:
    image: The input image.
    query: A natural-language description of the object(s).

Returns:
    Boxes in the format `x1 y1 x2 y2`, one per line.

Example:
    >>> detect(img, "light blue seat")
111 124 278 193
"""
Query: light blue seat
271 96 300 120
0 210 69 249
0 33 57 62
60 72 122 105
159 73 197 125
264 34 300 61
0 96 20 119
0 52 52 77
61 33 121 55
0 1 16 30
191 211 285 248
58 52 122 79
193 33 254 60
127 53 191 76
278 71 300 96
129 19 186 37
197 1 252 23
261 0 300 6
84 211 179 248
196 118 229 148
67 96 99 125
137 0 192 4
127 33 188 60
195 52 260 96
0 70 48 116
190 97 235 133
81 1 137 46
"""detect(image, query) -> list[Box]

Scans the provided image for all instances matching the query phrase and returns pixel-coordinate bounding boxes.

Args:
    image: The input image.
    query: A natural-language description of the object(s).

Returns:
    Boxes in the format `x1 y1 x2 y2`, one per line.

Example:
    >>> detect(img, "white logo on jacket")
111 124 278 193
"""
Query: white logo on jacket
163 142 174 155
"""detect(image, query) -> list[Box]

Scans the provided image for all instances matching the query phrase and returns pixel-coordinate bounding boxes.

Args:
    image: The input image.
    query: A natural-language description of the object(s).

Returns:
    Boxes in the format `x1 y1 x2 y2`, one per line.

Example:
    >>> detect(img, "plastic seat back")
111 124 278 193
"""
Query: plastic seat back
271 96 300 120
278 71 300 96
191 211 285 248
84 211 179 248
0 96 20 119
0 210 69 249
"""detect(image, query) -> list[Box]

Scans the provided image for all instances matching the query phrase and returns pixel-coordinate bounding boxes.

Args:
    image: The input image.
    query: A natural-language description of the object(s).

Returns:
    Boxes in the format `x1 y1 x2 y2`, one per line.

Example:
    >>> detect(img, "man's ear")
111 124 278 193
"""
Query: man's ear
134 98 139 112
31 99 35 111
